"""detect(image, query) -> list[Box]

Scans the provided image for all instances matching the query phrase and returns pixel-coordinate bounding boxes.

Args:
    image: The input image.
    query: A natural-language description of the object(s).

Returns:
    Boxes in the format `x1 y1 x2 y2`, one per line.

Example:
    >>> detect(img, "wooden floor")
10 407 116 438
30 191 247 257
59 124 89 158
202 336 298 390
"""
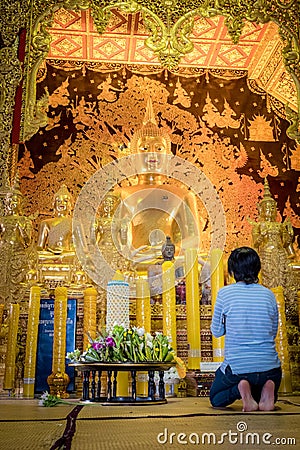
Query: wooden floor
0 396 299 449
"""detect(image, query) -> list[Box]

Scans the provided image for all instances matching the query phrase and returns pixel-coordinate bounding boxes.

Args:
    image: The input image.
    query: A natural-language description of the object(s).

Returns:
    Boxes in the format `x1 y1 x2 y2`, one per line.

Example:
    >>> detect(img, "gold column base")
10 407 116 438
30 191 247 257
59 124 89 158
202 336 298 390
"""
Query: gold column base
47 372 70 398
278 372 293 394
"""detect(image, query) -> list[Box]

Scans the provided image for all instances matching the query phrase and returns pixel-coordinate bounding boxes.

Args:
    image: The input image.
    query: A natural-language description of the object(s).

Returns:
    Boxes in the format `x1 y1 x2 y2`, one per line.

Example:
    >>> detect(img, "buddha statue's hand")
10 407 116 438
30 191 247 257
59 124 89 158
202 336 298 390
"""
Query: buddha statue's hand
131 245 149 257
131 244 163 264
259 222 268 235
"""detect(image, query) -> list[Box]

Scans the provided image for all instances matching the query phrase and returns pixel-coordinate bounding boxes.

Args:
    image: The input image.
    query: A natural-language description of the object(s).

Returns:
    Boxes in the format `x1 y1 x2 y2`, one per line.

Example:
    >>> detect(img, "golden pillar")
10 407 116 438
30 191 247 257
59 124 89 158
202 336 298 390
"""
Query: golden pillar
23 286 41 398
47 287 70 398
162 261 177 352
4 303 20 391
272 286 293 393
211 248 225 362
136 278 151 333
185 248 201 370
83 287 97 350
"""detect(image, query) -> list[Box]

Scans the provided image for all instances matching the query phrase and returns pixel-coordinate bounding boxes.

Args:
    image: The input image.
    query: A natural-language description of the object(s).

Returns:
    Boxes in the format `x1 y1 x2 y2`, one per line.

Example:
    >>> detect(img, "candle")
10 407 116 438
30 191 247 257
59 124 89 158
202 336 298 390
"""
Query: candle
135 278 151 333
83 287 97 351
4 303 20 390
272 286 292 393
52 287 68 374
135 278 151 397
185 248 201 369
46 287 70 398
23 286 41 398
210 248 225 362
162 261 177 352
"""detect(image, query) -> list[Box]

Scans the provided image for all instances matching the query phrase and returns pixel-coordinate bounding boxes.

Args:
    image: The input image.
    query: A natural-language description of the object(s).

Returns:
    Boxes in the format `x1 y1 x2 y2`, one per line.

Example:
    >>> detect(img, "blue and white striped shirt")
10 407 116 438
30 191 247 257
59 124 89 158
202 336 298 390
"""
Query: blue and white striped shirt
211 282 281 375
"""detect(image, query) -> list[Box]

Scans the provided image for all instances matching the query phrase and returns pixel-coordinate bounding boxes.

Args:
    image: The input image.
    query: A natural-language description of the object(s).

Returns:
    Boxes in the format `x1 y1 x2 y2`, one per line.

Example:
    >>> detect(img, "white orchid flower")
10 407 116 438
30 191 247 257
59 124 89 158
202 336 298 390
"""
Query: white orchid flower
136 327 145 336
145 332 153 341
146 340 153 349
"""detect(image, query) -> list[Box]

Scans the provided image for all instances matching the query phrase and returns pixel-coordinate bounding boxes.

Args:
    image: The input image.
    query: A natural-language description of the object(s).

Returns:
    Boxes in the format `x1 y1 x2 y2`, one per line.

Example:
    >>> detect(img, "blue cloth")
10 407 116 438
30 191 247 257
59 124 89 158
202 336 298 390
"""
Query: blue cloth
211 282 281 375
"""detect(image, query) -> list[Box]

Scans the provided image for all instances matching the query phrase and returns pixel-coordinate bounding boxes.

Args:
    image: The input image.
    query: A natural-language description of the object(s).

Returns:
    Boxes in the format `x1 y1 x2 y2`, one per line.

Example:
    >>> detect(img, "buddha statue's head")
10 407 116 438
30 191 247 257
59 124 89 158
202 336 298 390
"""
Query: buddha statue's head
53 185 73 217
130 98 171 173
257 178 277 221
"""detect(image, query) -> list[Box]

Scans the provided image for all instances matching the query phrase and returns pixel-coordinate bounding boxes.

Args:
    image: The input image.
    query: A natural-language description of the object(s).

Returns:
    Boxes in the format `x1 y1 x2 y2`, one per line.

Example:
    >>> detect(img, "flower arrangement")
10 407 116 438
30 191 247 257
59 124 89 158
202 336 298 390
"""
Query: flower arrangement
39 391 77 407
67 324 186 378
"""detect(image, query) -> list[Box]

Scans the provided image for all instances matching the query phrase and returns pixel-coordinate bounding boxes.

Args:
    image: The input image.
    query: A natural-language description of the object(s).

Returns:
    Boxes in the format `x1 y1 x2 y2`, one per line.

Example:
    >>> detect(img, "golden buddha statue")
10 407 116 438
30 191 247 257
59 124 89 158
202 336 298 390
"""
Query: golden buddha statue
37 184 77 285
116 98 201 265
0 173 33 304
251 178 294 290
37 184 74 259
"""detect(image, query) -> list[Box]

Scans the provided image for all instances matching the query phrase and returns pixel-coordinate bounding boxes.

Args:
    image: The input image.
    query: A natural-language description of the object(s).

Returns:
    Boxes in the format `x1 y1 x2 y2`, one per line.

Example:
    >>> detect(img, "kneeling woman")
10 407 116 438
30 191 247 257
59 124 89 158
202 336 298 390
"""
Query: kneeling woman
210 247 282 412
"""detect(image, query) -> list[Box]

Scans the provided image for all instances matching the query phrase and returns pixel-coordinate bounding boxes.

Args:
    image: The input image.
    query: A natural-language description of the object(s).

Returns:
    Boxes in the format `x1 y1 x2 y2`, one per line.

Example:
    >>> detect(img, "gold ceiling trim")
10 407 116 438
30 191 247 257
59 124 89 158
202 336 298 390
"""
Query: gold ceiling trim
0 0 299 175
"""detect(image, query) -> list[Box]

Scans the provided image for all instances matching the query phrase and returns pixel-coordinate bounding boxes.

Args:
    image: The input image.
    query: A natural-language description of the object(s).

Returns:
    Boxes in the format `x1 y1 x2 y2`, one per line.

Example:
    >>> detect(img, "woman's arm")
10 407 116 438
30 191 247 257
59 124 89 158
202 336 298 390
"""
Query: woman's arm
211 292 226 337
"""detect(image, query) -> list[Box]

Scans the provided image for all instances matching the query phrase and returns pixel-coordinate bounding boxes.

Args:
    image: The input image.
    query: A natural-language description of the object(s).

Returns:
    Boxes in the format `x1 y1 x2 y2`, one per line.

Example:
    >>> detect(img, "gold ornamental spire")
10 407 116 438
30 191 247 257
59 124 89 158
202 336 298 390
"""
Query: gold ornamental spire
261 177 276 204
143 97 157 126
130 98 171 153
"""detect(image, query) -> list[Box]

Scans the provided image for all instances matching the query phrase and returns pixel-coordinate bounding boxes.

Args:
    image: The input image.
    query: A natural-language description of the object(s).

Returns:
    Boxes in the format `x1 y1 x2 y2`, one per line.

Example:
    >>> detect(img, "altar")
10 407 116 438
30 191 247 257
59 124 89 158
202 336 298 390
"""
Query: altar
69 361 176 405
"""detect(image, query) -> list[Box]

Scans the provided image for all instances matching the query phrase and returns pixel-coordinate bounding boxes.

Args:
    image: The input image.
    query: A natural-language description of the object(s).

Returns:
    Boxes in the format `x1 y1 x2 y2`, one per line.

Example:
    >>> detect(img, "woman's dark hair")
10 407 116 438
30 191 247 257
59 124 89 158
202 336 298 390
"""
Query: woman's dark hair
228 246 261 284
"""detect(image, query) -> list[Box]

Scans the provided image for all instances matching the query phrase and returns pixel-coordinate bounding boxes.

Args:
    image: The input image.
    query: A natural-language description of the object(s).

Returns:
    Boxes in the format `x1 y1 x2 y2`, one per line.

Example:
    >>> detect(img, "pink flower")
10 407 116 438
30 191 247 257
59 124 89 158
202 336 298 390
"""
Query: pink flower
92 342 104 351
106 336 116 347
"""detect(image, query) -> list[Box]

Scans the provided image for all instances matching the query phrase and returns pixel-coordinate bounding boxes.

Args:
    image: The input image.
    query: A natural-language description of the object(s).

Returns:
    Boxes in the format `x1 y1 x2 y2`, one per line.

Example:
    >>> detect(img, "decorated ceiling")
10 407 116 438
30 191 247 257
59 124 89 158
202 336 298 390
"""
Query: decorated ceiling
47 7 297 111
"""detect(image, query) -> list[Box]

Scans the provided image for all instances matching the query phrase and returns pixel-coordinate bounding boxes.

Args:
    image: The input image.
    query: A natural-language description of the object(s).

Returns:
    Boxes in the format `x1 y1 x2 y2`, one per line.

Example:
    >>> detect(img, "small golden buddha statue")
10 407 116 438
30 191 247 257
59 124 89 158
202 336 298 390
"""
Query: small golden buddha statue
251 178 294 289
0 172 33 304
95 190 131 274
37 185 74 261
116 98 201 264
37 185 78 285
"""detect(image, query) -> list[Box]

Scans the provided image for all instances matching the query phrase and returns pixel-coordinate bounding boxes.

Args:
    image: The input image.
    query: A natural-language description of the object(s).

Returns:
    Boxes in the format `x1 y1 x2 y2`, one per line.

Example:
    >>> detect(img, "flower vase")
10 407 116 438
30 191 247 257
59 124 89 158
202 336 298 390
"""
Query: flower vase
47 372 70 398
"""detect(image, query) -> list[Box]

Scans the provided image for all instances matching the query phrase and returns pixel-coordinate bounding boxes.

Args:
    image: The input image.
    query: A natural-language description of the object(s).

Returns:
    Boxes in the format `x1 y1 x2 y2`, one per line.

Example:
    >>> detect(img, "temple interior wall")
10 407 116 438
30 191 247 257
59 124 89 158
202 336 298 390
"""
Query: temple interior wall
0 5 299 398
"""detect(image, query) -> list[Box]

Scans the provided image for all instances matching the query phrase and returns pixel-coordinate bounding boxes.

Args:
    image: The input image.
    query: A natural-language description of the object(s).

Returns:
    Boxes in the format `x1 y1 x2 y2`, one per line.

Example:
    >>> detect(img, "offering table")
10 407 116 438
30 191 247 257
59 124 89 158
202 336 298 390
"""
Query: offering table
69 361 176 405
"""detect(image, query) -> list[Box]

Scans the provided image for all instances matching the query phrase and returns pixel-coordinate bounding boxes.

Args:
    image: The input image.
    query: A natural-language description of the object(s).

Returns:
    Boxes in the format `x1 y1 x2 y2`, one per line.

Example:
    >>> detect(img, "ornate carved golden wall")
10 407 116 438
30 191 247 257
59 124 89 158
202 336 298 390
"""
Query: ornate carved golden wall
19 60 300 252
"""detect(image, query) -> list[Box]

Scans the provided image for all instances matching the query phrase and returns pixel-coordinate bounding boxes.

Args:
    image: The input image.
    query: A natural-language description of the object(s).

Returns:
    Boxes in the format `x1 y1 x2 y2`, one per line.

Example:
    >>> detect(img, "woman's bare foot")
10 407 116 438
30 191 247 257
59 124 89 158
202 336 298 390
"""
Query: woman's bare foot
238 380 259 412
259 380 275 411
